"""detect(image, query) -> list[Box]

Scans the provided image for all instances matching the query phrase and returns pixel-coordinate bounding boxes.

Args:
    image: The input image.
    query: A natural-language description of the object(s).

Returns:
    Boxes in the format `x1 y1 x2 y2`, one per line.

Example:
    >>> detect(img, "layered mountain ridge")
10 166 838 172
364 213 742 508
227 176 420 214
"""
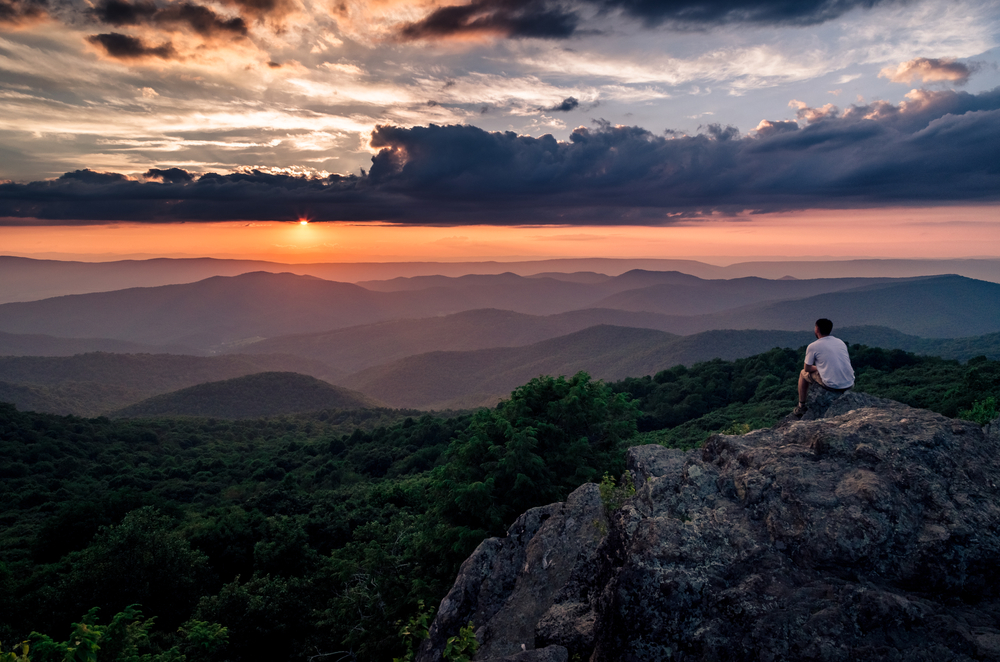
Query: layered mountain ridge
4 255 1000 304
3 263 1000 417
2 271 998 355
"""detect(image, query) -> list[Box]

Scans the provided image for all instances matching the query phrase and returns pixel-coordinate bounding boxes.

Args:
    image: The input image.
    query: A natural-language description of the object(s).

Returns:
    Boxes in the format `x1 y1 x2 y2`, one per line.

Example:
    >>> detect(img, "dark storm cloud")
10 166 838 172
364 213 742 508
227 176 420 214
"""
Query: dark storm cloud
546 97 580 112
91 0 156 25
393 0 893 40
155 2 248 36
0 0 46 25
595 0 897 28
59 169 131 184
87 32 177 59
396 0 578 41
144 167 195 183
753 119 799 138
91 0 248 38
703 123 739 141
2 86 999 225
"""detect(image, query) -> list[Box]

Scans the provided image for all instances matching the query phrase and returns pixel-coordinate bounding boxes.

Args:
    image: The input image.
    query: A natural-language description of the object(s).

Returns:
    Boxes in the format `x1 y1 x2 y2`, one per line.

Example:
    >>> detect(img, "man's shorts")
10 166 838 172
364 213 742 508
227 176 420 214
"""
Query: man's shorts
800 368 826 387
801 369 851 393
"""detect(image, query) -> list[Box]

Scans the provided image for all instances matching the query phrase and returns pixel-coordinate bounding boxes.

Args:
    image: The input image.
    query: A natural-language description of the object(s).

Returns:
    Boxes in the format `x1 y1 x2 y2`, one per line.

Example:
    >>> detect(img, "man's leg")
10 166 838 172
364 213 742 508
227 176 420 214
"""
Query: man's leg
794 369 812 416
798 369 810 404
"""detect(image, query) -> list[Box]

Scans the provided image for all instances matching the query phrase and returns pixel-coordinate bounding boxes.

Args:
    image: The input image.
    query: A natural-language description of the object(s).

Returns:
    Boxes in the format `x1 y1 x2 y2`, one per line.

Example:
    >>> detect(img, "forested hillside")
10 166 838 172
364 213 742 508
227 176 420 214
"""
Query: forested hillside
0 353 338 416
1 347 998 661
111 372 383 419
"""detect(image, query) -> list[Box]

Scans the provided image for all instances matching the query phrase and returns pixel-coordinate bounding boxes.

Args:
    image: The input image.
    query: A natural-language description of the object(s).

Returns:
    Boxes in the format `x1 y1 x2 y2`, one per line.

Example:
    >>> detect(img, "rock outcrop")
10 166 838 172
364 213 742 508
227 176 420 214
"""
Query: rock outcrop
418 484 605 661
419 393 1000 661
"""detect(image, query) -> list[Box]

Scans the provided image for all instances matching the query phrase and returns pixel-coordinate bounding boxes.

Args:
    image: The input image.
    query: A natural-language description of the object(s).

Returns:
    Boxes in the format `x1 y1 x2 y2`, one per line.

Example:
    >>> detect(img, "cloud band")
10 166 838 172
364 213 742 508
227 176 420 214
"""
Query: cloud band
1 86 998 225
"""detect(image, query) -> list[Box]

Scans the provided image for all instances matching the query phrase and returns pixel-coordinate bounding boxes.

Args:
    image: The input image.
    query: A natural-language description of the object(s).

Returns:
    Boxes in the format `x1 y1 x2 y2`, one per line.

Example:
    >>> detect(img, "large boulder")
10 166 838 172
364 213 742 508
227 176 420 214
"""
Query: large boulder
417 484 606 661
422 392 1000 661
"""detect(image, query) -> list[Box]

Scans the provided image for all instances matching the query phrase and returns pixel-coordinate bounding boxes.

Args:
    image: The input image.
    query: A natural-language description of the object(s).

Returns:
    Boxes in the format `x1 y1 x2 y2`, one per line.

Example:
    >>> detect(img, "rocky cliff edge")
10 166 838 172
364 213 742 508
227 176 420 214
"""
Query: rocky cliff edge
417 392 1000 662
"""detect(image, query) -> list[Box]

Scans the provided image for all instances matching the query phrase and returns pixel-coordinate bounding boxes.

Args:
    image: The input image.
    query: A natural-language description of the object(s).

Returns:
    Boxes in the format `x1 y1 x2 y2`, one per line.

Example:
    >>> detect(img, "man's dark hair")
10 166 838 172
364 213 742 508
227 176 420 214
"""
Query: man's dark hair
816 318 833 335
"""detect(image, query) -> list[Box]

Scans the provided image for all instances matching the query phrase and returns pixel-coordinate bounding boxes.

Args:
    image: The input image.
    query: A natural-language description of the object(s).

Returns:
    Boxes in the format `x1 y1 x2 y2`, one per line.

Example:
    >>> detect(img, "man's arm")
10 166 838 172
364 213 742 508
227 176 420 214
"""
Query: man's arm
803 363 818 373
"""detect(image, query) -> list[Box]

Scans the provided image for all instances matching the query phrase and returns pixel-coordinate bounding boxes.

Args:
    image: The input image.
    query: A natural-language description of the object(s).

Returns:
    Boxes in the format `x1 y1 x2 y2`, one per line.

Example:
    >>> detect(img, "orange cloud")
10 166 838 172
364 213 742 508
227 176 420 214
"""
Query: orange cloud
788 99 839 123
879 57 976 85
752 119 798 138
0 0 47 26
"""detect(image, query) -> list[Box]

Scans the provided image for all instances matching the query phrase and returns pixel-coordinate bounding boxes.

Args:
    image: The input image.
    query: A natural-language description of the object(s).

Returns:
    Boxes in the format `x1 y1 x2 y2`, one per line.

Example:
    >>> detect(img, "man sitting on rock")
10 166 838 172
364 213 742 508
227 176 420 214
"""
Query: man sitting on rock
794 318 855 417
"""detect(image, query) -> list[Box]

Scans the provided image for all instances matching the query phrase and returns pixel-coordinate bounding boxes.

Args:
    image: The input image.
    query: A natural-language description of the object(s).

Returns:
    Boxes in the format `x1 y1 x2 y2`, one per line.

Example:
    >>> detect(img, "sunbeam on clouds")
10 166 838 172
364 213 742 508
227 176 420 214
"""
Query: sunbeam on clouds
0 0 998 243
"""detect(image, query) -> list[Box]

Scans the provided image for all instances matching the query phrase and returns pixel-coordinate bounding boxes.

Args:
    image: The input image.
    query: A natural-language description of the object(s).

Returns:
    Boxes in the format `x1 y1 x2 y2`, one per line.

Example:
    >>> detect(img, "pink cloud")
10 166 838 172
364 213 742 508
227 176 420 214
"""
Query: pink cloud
879 57 976 85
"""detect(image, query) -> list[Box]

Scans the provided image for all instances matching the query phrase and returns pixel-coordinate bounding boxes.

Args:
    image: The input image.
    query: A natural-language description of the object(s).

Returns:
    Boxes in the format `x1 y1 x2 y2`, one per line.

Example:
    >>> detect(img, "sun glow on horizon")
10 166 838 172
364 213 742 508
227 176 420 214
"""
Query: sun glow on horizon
1 206 999 264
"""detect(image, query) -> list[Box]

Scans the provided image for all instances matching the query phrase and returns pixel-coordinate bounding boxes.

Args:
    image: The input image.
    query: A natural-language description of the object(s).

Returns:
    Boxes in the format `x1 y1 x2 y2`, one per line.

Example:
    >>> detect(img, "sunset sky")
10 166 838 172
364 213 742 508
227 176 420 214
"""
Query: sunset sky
1 0 999 262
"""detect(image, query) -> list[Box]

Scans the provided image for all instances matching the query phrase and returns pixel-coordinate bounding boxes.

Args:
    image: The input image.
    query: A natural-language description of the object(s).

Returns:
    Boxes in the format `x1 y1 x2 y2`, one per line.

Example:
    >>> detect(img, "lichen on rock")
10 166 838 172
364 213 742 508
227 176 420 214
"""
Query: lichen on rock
420 392 1000 661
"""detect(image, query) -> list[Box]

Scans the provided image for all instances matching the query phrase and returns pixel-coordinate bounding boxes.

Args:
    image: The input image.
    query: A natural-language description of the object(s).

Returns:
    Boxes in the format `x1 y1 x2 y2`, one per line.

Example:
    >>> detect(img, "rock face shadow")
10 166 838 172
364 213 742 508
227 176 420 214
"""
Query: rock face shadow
417 392 1000 662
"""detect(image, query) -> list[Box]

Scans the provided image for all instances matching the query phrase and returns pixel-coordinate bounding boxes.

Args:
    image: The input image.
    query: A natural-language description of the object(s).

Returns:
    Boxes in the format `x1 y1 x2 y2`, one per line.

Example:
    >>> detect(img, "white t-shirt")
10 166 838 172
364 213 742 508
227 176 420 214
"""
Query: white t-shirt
805 335 854 389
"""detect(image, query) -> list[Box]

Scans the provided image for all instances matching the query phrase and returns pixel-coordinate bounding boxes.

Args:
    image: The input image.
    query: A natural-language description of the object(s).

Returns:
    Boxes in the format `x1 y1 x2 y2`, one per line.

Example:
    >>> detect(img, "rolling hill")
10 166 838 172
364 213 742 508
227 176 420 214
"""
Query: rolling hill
234 308 687 375
236 275 1000 376
338 325 821 409
590 276 895 316
0 272 460 349
0 271 705 349
0 352 337 416
357 270 889 316
110 372 382 419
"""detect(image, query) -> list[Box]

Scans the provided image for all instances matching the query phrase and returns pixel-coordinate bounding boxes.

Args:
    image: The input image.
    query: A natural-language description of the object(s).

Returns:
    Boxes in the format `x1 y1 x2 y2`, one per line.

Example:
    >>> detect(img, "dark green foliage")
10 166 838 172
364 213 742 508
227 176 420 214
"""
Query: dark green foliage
26 605 227 662
443 622 478 662
853 352 1000 417
958 396 999 425
67 508 211 630
0 374 633 662
436 373 638 535
611 347 802 441
393 600 433 662
3 347 997 661
611 346 1000 447
599 470 635 512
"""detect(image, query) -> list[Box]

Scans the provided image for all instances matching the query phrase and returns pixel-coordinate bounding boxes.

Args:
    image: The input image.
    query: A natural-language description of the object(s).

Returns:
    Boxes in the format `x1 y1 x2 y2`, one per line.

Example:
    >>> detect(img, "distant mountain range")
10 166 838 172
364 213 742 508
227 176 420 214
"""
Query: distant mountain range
361 271 889 317
3 270 997 353
0 272 453 348
672 275 1000 338
3 255 1000 303
110 372 381 419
